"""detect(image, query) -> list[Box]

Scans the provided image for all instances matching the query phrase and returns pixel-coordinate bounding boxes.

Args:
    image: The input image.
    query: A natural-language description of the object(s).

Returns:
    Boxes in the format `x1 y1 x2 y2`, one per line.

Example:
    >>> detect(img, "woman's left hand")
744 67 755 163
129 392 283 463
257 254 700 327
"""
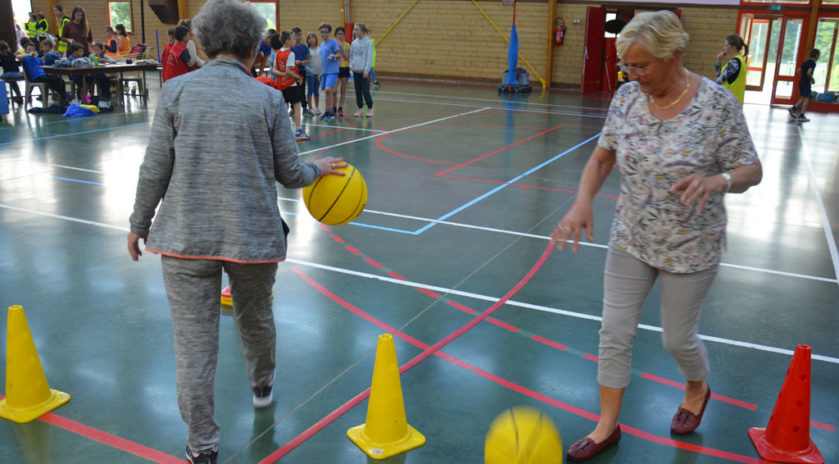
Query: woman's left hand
315 157 348 176
671 174 727 214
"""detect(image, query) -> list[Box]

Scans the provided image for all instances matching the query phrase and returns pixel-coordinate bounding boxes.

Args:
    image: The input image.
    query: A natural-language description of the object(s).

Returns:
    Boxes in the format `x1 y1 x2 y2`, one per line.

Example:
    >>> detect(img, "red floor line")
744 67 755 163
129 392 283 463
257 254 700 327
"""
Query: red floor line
375 134 456 165
272 267 764 464
386 271 408 280
415 287 441 298
583 353 599 362
435 124 565 176
329 233 344 243
641 373 758 410
447 300 478 315
487 317 520 332
811 420 835 432
363 257 383 268
344 244 362 255
0 395 182 463
41 412 183 464
531 335 568 351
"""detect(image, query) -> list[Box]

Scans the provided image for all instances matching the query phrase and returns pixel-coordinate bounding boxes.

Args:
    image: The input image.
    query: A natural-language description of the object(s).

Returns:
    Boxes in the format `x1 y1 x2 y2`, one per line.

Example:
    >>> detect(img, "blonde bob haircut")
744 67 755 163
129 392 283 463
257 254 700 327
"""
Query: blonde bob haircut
616 10 690 60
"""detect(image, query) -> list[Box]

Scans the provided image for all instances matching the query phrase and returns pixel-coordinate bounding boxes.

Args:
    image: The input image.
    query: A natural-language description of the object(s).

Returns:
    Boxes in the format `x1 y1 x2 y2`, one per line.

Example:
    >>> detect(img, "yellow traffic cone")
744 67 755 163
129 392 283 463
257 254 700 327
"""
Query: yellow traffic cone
0 305 70 423
347 333 425 459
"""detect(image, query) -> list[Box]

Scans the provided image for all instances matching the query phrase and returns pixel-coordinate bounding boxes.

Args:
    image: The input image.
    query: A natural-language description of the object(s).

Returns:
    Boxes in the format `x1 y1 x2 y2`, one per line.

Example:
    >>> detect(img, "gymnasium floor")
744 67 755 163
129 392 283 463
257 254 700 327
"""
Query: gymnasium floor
0 76 837 464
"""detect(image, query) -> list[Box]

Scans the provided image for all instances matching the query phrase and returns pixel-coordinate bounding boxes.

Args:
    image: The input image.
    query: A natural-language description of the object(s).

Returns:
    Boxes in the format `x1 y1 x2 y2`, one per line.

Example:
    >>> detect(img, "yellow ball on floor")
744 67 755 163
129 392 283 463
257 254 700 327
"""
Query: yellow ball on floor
485 407 563 464
302 163 367 226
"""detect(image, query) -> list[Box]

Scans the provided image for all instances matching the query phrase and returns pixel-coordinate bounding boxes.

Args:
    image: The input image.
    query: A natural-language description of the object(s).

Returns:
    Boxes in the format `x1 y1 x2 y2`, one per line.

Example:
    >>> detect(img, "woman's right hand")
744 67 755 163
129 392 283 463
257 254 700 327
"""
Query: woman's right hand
550 201 594 252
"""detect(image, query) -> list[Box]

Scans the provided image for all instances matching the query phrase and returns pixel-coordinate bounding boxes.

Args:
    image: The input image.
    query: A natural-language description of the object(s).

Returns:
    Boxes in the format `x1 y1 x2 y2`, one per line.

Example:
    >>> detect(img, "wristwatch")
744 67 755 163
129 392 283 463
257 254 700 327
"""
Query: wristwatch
720 172 732 192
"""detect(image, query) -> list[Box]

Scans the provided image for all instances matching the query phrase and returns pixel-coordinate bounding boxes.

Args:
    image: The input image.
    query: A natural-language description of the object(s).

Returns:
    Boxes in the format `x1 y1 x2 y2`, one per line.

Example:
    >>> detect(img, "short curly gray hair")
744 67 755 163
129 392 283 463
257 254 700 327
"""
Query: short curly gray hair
192 0 265 59
616 10 689 60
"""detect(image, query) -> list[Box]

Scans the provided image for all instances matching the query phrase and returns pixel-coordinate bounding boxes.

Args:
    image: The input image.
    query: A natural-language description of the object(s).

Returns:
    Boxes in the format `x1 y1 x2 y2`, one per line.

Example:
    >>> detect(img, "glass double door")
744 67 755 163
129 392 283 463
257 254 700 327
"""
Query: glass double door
740 13 806 105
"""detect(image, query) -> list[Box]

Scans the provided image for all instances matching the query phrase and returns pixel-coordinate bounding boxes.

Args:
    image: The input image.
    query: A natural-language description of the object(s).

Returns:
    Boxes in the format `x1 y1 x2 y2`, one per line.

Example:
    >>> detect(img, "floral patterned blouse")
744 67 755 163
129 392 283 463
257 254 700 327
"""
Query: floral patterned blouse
599 77 759 273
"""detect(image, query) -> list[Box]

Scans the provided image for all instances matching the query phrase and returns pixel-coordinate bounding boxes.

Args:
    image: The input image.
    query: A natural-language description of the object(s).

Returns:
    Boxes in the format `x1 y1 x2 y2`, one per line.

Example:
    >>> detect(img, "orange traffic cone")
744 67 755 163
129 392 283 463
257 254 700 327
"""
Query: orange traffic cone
748 344 824 464
0 305 70 423
347 333 425 459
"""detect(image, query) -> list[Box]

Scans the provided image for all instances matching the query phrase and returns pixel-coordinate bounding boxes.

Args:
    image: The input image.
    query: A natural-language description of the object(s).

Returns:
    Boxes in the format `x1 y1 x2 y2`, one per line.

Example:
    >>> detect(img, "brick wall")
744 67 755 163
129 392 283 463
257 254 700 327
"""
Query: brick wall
28 0 739 88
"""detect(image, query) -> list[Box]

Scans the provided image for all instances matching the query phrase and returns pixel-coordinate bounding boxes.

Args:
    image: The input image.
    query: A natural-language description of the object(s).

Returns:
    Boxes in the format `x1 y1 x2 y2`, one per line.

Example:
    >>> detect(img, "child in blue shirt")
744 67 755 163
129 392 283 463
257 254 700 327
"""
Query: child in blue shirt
317 23 341 120
15 42 69 105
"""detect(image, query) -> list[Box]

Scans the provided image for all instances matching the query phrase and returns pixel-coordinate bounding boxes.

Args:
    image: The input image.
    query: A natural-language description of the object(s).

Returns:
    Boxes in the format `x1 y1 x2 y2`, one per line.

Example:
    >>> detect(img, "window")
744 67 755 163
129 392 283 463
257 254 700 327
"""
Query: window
814 19 839 93
249 1 276 31
108 2 132 33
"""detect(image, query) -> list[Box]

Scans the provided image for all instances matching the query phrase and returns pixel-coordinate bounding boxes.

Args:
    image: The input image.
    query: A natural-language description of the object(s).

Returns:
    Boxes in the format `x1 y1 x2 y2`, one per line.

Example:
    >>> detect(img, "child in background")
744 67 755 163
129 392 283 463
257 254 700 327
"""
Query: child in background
789 48 821 122
115 24 130 56
318 23 341 121
334 26 350 117
67 42 91 100
370 34 380 88
103 26 119 58
162 26 195 82
15 42 69 104
40 38 61 65
88 42 115 101
254 29 276 77
349 23 374 117
271 31 307 141
291 27 310 116
305 32 321 115
0 40 23 104
161 28 175 63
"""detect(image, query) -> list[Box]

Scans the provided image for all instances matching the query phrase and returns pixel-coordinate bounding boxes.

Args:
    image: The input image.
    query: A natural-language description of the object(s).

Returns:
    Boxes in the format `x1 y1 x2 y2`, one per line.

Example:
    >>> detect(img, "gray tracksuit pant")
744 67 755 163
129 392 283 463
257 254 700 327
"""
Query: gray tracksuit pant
161 256 278 453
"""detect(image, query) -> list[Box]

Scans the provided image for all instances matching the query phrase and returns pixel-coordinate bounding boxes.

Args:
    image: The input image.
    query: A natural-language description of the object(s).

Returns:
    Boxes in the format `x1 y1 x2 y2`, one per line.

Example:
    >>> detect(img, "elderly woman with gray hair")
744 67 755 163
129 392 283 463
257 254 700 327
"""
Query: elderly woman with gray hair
127 0 344 462
550 11 762 461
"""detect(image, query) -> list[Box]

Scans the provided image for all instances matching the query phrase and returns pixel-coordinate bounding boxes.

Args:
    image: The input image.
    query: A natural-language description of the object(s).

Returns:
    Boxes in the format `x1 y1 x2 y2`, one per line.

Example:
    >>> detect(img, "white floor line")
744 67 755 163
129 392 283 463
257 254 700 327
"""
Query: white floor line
277 196 838 284
303 123 387 133
797 125 839 289
49 164 105 173
285 258 839 365
374 89 608 111
297 107 490 156
373 95 608 118
1 202 835 364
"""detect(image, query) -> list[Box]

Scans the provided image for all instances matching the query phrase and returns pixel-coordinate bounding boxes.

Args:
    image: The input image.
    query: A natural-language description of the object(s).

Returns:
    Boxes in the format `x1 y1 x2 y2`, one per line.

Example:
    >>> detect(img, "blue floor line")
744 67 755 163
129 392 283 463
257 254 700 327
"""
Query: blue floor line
411 132 602 235
53 176 103 186
0 122 149 146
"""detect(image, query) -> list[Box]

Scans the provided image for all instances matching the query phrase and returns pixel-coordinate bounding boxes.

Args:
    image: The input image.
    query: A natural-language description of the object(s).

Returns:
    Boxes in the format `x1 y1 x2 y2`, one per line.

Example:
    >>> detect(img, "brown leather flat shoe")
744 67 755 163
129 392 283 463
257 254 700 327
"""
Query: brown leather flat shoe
566 425 621 462
671 385 711 435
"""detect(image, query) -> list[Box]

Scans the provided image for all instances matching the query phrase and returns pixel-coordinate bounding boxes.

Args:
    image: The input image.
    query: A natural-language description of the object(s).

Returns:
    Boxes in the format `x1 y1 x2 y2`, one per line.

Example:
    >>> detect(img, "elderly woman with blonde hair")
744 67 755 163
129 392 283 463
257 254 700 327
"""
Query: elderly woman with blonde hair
551 10 762 461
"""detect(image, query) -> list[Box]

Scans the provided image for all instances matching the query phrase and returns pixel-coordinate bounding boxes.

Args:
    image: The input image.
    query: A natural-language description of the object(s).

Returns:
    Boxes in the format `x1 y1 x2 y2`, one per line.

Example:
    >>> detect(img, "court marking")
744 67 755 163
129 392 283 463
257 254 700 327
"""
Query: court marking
2 197 835 288
284 257 839 365
374 95 610 118
374 88 611 111
264 267 764 464
297 107 491 156
413 133 602 234
0 395 182 464
797 125 839 287
0 122 150 146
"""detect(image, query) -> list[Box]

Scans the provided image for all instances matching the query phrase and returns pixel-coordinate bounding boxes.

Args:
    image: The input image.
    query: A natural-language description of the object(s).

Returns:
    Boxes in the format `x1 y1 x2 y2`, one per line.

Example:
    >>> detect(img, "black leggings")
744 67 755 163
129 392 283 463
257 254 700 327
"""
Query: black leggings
353 73 373 109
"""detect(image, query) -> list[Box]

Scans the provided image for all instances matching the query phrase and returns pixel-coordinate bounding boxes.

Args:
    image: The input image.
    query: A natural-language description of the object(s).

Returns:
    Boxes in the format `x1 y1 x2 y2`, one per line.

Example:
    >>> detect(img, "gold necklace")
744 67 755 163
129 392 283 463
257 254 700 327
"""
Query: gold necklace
649 70 690 110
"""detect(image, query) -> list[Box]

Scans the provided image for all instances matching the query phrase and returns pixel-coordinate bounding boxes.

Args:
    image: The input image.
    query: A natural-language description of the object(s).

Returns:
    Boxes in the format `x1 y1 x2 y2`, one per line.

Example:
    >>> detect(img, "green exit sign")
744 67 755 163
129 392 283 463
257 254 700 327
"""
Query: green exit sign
768 4 782 11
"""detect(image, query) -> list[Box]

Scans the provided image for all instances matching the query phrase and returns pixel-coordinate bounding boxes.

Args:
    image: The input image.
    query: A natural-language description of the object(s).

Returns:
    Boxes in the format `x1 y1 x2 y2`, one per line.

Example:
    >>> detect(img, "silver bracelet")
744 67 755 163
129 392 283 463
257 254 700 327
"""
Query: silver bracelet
721 172 732 192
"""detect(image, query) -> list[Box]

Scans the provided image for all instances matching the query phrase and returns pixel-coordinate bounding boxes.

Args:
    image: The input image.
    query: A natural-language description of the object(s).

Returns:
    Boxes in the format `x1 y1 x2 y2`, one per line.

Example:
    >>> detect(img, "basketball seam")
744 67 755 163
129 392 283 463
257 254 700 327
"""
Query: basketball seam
334 171 366 225
318 167 355 222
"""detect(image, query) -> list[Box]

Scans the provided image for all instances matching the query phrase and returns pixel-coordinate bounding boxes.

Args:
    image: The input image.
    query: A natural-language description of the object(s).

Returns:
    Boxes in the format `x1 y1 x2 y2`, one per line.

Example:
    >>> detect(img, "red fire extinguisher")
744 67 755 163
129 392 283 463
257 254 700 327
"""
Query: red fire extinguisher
555 18 566 45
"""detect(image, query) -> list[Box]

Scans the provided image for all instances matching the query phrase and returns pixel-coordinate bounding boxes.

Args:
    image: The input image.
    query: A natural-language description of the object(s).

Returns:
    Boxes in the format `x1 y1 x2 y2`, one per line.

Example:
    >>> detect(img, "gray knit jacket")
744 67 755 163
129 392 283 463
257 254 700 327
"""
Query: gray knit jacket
129 58 321 262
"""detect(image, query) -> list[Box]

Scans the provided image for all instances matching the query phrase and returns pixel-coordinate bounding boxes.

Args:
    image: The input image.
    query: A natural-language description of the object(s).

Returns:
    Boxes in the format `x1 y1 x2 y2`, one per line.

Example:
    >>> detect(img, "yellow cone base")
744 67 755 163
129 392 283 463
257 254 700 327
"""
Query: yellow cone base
347 422 426 460
0 388 70 423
